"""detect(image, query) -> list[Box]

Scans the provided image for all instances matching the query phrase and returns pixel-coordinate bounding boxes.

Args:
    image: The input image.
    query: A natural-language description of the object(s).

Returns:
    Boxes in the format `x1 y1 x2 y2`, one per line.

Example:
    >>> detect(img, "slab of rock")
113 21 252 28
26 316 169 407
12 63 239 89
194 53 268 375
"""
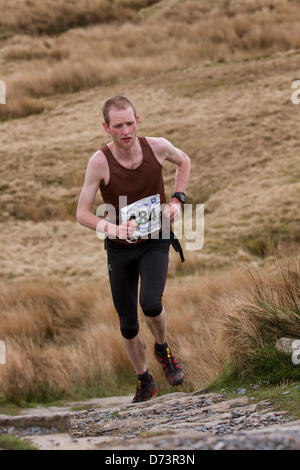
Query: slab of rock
3 390 299 450
0 411 70 432
96 424 300 450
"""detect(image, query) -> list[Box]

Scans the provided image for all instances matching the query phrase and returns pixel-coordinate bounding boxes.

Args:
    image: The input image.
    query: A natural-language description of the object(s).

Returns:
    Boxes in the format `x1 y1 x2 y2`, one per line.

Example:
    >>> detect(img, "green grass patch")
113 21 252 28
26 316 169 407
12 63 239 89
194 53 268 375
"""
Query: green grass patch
0 401 37 416
208 263 300 418
241 225 300 258
208 375 300 421
241 343 300 383
0 434 38 450
0 27 14 41
207 342 300 421
241 230 281 257
207 339 300 390
208 347 300 390
242 235 269 257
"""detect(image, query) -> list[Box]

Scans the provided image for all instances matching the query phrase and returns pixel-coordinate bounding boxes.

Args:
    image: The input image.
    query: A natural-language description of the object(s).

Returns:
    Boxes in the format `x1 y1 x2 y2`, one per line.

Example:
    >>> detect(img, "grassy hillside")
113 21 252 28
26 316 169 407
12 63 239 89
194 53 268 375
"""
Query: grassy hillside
0 0 299 403
1 46 299 282
1 0 300 119
0 259 299 404
0 0 160 35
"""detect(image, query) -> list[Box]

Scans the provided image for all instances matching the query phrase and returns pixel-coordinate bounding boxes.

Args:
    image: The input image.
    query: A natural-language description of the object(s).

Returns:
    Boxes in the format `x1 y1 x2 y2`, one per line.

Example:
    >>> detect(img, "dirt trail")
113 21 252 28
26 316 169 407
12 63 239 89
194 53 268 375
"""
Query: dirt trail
1 391 299 450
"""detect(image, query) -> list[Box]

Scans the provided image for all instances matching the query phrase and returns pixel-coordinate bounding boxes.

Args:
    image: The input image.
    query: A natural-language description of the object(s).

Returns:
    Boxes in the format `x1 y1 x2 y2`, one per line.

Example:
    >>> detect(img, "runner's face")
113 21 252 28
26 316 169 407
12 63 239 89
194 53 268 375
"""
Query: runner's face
104 106 139 149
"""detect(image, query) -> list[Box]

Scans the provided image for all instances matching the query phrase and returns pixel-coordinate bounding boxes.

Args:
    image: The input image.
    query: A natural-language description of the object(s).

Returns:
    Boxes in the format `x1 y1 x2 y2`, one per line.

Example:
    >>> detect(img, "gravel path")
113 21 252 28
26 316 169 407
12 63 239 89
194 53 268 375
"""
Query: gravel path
2 390 298 450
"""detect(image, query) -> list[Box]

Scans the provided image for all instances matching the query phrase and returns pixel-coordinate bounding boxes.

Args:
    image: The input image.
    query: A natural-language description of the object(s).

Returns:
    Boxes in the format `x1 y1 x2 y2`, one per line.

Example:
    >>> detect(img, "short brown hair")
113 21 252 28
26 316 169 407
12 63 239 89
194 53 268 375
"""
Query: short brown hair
102 95 136 126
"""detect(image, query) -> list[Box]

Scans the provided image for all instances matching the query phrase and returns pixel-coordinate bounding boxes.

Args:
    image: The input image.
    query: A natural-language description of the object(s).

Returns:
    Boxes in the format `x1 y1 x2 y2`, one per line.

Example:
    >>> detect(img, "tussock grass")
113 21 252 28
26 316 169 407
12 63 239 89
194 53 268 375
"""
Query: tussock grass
2 0 300 118
1 49 300 281
0 0 160 35
0 268 254 403
1 263 299 404
0 279 129 402
1 46 300 280
1 0 300 405
218 263 300 384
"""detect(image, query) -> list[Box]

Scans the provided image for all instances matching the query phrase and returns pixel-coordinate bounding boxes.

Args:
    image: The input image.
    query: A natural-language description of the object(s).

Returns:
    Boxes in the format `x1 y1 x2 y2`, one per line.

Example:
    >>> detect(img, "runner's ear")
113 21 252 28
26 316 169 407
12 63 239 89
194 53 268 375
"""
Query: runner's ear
103 122 110 134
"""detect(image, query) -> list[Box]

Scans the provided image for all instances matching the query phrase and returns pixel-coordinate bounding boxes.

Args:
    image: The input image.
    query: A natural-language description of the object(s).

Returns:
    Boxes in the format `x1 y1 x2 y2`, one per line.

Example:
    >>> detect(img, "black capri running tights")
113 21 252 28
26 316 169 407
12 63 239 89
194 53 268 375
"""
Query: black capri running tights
106 237 171 340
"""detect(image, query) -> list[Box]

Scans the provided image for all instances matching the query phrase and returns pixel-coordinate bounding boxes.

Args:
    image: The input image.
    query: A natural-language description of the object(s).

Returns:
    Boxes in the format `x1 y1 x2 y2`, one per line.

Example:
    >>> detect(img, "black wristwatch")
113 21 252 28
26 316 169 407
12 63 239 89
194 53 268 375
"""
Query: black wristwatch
171 192 186 204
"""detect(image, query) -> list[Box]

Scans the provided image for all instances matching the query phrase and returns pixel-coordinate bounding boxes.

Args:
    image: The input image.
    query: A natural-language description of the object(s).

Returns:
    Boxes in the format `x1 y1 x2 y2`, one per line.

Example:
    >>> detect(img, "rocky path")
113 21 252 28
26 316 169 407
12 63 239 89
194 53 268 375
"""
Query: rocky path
1 390 300 450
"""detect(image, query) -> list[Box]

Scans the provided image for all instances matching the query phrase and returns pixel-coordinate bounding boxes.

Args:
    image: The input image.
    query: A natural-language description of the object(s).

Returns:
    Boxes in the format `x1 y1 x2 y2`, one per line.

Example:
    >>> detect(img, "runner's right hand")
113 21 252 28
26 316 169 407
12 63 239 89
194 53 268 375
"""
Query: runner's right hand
117 220 138 240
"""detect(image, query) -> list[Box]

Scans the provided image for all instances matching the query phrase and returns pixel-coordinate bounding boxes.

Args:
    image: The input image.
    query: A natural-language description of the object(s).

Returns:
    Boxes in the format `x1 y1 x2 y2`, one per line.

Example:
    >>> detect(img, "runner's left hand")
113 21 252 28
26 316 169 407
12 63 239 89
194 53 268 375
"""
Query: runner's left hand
163 200 181 222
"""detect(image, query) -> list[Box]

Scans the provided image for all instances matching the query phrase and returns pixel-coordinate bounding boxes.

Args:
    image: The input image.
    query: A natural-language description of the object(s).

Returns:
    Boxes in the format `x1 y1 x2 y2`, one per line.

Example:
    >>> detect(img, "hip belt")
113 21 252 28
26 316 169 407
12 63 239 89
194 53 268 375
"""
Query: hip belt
104 231 185 263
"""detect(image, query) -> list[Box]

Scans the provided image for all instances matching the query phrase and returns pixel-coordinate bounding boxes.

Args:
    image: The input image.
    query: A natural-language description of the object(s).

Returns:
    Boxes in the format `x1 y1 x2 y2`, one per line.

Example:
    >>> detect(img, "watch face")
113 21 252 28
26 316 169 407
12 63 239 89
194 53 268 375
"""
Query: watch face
172 192 186 203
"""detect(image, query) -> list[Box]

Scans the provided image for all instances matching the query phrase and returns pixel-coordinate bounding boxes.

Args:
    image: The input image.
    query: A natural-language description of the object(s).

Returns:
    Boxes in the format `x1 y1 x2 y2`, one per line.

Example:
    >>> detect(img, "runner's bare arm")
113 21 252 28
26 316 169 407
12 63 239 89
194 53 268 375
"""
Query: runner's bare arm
76 153 118 236
151 137 191 198
147 137 191 222
76 153 137 238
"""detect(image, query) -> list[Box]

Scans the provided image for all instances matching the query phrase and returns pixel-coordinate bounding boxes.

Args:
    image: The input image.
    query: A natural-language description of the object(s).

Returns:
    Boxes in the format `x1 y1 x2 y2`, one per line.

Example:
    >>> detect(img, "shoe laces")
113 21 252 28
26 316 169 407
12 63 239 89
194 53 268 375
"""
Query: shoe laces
161 347 179 372
133 380 142 401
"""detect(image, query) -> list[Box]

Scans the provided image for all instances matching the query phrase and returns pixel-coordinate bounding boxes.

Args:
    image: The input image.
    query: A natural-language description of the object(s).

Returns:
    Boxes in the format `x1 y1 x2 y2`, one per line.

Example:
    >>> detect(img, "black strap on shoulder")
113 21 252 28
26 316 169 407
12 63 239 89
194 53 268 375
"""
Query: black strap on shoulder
170 231 185 262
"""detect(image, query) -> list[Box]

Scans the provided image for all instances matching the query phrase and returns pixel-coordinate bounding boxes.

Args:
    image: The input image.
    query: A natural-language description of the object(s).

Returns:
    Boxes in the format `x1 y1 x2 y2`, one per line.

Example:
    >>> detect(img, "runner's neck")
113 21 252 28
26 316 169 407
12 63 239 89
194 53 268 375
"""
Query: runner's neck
110 137 141 163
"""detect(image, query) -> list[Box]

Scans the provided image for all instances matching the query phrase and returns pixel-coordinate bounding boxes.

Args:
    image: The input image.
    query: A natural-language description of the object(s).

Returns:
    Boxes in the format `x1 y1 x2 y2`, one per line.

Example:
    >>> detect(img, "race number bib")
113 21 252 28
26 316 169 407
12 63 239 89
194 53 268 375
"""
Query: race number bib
120 194 161 239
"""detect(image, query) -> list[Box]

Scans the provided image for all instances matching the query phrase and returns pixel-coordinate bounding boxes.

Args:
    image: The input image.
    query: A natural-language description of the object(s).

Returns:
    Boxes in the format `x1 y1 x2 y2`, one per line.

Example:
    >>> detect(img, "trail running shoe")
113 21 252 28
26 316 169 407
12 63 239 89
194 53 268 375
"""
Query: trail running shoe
154 344 184 386
132 376 158 403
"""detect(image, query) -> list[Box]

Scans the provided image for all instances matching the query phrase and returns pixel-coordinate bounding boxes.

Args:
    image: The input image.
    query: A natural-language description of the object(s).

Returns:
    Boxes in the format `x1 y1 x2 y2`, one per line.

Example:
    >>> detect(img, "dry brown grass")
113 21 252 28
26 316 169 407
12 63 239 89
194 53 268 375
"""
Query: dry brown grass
0 0 160 35
221 264 300 368
1 0 300 402
0 266 255 402
2 0 300 118
1 46 300 286
0 279 125 401
1 47 300 282
1 259 297 402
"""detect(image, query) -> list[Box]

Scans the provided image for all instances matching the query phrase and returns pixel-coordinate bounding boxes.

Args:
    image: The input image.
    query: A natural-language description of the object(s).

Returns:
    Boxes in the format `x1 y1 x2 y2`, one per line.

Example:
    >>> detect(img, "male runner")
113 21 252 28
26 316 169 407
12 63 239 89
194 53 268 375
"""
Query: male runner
76 96 191 402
